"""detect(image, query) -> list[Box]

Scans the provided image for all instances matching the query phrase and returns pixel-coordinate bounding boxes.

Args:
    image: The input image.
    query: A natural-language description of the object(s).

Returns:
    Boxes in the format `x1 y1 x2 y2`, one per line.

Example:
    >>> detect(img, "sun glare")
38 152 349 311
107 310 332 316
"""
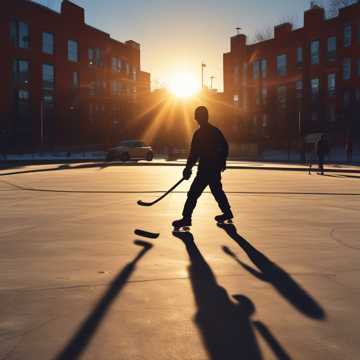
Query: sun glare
168 72 200 98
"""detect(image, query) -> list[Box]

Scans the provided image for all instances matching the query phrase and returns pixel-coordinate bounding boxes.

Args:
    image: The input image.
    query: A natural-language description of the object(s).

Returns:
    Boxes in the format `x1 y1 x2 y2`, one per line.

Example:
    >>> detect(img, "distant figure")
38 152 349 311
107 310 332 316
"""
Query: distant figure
172 106 233 228
316 134 329 175
346 137 353 163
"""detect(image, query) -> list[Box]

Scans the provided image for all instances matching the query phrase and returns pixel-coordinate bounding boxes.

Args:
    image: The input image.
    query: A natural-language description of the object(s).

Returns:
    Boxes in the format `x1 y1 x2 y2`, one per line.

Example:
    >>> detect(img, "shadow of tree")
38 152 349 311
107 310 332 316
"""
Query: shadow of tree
219 223 326 320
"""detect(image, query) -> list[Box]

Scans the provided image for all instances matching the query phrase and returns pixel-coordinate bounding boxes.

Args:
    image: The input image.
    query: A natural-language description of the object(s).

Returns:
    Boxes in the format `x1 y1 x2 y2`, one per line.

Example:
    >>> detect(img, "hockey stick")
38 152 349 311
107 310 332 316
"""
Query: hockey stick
137 178 185 207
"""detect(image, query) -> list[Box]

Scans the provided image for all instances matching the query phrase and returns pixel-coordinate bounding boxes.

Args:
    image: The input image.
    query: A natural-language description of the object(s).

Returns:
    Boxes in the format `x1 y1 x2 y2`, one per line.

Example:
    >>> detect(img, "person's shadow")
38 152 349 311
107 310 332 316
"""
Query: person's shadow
219 223 326 320
56 240 153 360
173 231 292 360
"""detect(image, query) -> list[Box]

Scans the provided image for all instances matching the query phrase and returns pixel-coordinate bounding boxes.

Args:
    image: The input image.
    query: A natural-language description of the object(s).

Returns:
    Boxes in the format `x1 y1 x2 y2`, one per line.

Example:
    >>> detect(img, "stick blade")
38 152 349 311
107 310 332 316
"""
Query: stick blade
137 200 152 207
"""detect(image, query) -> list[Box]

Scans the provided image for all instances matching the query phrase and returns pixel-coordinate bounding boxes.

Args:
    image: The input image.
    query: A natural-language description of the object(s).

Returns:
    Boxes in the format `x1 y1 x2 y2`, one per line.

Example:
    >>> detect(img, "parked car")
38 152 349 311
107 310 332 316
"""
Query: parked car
106 140 154 162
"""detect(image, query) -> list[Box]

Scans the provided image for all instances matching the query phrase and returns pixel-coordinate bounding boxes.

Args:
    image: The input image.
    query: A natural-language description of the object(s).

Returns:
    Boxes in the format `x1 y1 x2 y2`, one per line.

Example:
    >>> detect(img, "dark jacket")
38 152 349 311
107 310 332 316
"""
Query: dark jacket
317 137 329 157
186 123 229 172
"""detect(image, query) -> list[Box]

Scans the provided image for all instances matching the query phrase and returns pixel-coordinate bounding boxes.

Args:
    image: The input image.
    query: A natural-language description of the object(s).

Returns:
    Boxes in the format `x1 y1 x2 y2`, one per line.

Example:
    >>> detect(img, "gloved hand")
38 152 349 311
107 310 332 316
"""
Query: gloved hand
183 167 192 180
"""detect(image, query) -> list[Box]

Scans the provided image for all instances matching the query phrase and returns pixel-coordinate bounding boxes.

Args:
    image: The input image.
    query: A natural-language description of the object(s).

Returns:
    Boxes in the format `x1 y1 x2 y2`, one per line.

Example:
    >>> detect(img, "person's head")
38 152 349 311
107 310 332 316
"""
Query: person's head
194 106 209 127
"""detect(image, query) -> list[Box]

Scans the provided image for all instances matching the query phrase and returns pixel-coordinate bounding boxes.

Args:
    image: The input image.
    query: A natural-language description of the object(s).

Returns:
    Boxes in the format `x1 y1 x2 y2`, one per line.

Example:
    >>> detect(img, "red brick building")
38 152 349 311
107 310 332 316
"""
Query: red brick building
224 3 360 148
0 0 150 151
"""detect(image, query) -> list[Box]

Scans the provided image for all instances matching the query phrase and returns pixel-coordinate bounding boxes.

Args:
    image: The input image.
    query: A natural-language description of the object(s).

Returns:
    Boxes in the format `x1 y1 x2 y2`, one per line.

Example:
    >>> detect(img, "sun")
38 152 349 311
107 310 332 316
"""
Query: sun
168 72 200 98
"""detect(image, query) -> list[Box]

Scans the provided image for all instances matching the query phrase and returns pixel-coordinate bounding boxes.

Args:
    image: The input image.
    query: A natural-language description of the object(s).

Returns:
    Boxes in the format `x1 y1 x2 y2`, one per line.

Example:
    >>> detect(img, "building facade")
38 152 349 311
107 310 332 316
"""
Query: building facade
0 0 150 151
223 3 360 148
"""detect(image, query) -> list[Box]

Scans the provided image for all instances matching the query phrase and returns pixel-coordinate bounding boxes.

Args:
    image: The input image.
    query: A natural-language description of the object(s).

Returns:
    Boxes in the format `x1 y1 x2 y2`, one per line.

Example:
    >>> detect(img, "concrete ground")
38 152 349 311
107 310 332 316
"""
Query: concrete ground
0 163 360 360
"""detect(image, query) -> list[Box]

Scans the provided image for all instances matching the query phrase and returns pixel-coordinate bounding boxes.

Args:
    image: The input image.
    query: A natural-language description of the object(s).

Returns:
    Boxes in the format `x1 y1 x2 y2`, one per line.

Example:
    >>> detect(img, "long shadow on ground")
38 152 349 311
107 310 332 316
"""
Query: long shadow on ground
56 240 153 360
219 223 326 320
173 231 291 360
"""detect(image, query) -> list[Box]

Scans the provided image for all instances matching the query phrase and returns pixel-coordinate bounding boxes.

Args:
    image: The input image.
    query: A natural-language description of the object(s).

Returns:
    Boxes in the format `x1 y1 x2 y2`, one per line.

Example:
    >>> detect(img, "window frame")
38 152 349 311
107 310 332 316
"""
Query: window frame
68 40 79 63
276 54 287 76
310 40 320 65
42 32 54 55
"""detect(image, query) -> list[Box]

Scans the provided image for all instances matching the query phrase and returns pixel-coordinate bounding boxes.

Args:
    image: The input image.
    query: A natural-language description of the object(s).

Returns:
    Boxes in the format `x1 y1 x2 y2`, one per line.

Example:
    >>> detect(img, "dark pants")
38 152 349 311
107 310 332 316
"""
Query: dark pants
318 154 324 173
182 170 231 219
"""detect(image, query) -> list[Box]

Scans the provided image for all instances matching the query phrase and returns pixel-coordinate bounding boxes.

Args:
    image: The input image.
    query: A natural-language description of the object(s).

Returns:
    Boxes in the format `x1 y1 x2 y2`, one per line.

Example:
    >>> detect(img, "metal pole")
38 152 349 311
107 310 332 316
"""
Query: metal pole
210 76 215 89
201 63 206 89
40 100 44 148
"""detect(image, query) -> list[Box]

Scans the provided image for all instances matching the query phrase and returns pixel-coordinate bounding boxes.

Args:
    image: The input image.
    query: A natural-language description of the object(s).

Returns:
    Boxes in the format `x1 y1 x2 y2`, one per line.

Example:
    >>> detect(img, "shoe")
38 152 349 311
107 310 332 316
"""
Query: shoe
215 211 234 223
172 218 192 228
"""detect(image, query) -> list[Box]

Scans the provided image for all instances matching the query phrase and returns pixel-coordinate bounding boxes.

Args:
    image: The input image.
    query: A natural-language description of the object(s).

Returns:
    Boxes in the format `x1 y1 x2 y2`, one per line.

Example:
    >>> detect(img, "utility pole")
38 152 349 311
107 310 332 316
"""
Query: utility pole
201 63 206 89
210 76 215 89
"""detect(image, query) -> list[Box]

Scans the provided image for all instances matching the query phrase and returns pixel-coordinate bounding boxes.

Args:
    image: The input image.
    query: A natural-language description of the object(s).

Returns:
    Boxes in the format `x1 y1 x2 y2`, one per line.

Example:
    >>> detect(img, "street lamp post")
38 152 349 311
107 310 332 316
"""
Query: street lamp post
210 76 215 90
201 63 206 89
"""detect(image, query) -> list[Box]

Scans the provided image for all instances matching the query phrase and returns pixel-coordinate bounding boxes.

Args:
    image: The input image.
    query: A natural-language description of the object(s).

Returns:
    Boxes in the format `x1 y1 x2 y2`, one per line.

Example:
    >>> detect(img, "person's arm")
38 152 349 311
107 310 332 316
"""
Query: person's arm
218 130 229 171
183 132 199 179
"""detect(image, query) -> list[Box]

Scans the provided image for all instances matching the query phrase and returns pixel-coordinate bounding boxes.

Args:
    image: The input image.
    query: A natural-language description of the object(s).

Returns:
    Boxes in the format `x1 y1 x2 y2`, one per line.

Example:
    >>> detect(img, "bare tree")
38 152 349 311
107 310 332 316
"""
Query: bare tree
326 0 357 17
253 26 273 43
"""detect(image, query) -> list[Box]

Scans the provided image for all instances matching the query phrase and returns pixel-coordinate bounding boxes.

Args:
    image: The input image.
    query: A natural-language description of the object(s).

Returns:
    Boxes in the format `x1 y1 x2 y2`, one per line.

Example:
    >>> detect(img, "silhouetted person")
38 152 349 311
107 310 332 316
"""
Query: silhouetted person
316 134 329 175
346 137 353 162
173 106 232 228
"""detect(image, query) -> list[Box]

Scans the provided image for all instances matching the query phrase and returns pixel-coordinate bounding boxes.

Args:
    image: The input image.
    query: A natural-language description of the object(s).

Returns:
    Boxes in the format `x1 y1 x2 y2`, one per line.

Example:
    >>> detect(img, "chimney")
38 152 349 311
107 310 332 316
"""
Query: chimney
274 23 293 40
304 5 325 28
231 34 247 55
61 0 85 24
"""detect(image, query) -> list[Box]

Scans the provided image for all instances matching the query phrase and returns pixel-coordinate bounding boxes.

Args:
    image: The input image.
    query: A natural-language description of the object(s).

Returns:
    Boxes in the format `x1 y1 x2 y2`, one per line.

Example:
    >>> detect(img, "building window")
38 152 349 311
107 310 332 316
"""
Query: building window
89 48 102 66
327 36 336 62
262 87 267 105
88 49 94 65
125 63 130 76
253 61 260 80
42 64 54 90
72 72 79 88
260 59 267 79
343 58 351 80
344 24 352 48
233 94 239 106
117 59 122 72
111 80 117 95
311 78 320 99
256 88 261 105
13 59 30 84
310 40 320 65
68 40 78 62
296 47 303 65
18 89 30 101
277 86 287 109
42 32 54 55
262 114 268 128
328 73 336 96
10 20 30 49
132 67 137 81
112 57 117 71
112 58 122 72
276 54 287 76
296 80 303 99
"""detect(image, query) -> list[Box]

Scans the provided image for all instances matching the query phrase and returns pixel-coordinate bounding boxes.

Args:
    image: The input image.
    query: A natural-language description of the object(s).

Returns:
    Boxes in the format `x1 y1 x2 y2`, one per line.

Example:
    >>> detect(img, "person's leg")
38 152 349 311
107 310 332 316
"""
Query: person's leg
209 173 232 216
182 174 208 219
318 155 324 174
